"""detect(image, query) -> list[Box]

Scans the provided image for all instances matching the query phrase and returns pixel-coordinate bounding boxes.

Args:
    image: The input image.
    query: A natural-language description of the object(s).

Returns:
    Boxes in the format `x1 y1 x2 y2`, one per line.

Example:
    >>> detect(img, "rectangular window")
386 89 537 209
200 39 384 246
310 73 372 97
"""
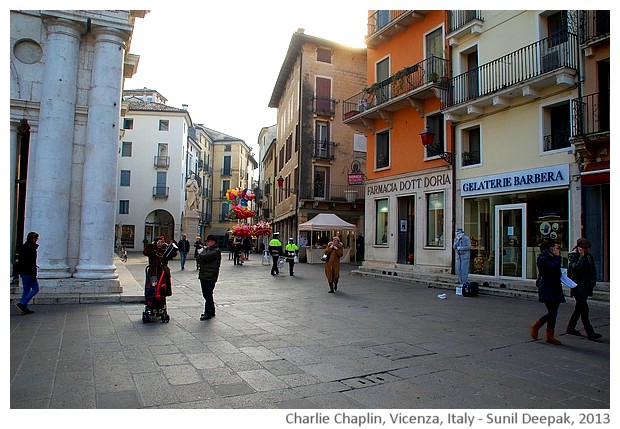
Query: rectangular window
543 101 570 151
285 134 292 161
120 170 131 186
424 113 445 159
123 118 133 130
121 141 132 157
119 200 129 214
159 120 169 131
375 199 389 245
223 156 231 175
426 192 445 247
375 57 390 104
375 130 390 169
317 47 332 63
461 126 481 167
224 144 231 151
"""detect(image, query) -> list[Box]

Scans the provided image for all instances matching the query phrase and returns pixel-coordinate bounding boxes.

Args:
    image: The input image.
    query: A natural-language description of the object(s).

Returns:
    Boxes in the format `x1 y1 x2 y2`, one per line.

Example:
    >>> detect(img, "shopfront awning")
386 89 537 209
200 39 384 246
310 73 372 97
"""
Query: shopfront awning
581 161 610 186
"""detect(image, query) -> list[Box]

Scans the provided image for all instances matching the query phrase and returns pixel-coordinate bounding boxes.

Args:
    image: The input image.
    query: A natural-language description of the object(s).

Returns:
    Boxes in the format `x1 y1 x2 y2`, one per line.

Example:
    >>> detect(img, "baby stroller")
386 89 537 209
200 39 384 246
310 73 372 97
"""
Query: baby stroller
142 265 171 323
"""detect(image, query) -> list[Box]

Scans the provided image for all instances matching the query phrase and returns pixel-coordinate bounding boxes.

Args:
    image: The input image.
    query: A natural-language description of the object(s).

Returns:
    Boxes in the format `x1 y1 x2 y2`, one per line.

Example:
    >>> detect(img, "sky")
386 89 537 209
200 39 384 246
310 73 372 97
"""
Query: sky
123 2 371 155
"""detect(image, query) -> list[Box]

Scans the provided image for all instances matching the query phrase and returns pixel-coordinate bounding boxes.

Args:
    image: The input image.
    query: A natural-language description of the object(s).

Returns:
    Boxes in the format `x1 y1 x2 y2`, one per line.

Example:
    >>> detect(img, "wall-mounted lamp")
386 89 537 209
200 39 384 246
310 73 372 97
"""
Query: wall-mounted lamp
277 176 298 194
420 127 452 165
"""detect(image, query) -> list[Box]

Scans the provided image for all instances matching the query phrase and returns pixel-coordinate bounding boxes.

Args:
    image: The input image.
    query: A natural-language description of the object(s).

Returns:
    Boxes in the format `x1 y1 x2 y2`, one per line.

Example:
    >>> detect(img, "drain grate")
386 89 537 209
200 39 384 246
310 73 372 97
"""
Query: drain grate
339 372 399 389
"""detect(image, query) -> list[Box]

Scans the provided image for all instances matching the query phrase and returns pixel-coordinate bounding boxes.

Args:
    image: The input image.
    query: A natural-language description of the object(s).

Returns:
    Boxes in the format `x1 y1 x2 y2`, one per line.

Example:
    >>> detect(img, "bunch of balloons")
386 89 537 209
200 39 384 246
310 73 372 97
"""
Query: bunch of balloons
231 224 252 237
251 221 272 237
226 187 255 220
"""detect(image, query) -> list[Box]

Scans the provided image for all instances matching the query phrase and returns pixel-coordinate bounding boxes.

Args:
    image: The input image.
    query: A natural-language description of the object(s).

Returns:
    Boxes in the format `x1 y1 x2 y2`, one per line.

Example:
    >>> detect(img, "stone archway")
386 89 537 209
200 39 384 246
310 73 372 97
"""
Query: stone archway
144 209 175 244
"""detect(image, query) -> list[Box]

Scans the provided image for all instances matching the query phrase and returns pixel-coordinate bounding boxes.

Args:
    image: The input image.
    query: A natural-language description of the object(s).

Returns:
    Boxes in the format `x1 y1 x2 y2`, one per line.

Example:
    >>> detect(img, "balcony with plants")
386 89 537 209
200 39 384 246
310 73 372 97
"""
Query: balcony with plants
343 56 449 126
440 31 579 120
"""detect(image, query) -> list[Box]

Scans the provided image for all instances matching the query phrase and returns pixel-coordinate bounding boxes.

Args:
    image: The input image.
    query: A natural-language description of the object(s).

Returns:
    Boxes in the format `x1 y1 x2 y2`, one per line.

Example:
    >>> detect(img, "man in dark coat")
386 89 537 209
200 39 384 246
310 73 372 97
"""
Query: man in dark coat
15 231 40 314
177 234 191 270
566 238 602 340
196 234 221 320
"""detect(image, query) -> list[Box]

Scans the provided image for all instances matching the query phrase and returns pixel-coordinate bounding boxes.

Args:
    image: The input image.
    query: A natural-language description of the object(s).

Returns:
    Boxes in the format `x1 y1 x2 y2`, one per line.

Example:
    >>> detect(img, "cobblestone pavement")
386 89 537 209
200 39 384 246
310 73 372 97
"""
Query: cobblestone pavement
9 251 611 423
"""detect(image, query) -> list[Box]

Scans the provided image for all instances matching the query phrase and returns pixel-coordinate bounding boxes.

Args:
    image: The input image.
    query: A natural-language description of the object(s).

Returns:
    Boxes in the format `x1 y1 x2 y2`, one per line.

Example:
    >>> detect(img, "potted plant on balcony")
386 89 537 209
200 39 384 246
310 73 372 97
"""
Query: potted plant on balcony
391 67 410 97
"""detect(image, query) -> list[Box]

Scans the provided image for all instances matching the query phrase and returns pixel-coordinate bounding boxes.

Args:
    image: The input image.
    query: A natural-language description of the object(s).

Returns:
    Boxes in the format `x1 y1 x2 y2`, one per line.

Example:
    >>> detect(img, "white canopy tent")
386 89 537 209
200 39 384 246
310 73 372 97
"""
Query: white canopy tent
299 214 356 263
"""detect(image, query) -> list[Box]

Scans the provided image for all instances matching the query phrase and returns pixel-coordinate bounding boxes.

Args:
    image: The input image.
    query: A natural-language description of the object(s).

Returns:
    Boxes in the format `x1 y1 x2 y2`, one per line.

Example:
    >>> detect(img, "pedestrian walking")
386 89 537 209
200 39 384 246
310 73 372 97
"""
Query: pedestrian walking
324 236 344 293
285 237 299 276
194 236 203 269
268 232 283 276
15 231 40 314
177 234 190 270
233 235 243 265
196 234 221 321
356 232 364 261
566 238 602 340
453 228 471 285
530 239 565 345
243 236 252 260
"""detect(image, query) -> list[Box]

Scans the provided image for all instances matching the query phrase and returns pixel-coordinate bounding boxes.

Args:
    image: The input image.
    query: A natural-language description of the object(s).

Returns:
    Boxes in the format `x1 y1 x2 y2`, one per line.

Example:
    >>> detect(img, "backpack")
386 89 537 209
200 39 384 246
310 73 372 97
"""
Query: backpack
462 281 479 297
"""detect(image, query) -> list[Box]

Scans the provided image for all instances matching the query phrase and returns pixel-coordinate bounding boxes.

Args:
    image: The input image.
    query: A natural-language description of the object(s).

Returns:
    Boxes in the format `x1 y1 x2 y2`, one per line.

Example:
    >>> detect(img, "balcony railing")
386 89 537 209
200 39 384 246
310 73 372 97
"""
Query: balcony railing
312 96 337 116
447 10 483 33
367 10 409 37
543 131 571 152
462 150 480 167
291 183 365 202
312 140 336 160
152 186 169 199
154 156 170 168
441 32 578 109
579 10 610 44
343 56 449 120
572 92 610 137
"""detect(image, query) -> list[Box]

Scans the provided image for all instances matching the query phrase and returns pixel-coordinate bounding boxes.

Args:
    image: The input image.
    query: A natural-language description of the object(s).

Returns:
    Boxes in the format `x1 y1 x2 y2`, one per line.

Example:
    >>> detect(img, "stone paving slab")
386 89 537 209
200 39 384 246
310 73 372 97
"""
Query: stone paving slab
8 252 611 424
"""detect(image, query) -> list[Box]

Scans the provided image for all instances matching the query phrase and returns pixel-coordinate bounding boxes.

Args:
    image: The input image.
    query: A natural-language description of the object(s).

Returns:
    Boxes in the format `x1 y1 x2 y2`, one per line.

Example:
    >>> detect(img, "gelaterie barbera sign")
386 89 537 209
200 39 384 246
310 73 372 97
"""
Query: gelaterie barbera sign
461 165 569 197
366 173 450 196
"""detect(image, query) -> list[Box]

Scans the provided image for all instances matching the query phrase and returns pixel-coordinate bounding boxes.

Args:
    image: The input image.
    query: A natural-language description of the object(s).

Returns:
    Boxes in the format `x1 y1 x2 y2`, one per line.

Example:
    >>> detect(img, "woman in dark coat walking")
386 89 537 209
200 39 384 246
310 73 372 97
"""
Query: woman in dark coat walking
530 239 565 344
566 238 602 340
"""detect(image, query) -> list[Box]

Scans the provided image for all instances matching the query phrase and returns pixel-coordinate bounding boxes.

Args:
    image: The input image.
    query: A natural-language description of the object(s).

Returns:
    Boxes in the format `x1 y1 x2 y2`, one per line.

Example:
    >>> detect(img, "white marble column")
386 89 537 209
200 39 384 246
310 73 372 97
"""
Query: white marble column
30 18 82 279
74 27 128 279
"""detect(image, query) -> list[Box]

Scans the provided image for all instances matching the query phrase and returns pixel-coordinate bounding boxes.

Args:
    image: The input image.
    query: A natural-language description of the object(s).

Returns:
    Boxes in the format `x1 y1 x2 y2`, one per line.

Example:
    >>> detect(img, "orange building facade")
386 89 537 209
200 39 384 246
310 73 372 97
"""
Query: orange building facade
344 11 455 273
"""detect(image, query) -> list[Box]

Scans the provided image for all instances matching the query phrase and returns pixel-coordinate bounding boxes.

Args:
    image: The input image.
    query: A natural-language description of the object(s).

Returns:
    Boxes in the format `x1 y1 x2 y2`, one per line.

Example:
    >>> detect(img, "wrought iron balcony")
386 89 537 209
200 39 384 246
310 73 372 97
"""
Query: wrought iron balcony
312 96 337 116
152 186 169 199
153 156 170 168
447 10 484 34
312 140 336 160
441 32 579 114
572 92 610 137
365 10 426 48
543 131 571 152
343 56 449 123
461 150 481 167
579 10 610 45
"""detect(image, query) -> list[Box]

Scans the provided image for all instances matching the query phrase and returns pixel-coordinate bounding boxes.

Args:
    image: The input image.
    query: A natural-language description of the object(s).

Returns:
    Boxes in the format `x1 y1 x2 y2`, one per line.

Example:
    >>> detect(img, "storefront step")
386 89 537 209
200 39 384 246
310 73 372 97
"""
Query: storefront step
351 268 609 308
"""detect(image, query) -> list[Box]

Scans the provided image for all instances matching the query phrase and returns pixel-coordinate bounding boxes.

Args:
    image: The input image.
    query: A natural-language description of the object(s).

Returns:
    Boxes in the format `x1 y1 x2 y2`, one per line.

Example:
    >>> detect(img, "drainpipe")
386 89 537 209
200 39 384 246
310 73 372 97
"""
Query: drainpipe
450 122 456 276
295 46 303 241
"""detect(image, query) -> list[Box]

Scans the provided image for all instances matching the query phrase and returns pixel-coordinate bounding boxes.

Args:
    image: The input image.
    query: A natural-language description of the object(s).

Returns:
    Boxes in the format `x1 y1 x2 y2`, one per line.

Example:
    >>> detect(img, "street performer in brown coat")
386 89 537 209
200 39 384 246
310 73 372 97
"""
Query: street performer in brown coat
323 236 344 293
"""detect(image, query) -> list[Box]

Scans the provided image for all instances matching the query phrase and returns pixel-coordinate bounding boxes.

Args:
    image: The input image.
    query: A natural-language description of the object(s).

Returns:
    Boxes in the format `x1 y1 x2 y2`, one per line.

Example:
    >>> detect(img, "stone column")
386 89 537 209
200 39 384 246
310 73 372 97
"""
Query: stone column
30 18 82 279
74 27 128 279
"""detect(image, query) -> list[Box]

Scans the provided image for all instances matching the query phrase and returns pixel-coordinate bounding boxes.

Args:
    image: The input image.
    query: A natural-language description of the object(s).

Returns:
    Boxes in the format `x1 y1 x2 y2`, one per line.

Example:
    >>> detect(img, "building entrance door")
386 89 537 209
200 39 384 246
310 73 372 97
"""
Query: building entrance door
495 204 526 278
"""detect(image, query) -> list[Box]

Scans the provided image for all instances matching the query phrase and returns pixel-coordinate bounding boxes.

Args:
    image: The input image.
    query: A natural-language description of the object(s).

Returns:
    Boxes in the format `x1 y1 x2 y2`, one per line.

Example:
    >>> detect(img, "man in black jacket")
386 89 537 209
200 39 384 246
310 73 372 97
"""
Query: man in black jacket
15 231 40 314
196 234 221 321
177 234 190 270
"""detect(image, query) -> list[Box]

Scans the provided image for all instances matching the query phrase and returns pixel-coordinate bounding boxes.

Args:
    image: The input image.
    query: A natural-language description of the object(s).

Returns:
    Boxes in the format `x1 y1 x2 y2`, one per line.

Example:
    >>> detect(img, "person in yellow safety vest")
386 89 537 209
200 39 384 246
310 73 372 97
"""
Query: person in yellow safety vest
268 232 283 276
285 237 299 276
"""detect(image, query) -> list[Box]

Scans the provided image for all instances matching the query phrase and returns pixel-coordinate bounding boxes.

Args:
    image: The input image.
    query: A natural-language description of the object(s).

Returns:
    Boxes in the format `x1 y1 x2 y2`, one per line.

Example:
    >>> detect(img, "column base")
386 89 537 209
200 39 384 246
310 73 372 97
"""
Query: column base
74 264 119 280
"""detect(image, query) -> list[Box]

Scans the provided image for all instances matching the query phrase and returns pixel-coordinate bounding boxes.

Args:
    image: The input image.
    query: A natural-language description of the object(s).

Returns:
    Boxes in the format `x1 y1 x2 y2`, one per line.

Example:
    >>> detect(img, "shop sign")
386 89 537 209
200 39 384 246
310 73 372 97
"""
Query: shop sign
366 173 451 196
461 164 569 197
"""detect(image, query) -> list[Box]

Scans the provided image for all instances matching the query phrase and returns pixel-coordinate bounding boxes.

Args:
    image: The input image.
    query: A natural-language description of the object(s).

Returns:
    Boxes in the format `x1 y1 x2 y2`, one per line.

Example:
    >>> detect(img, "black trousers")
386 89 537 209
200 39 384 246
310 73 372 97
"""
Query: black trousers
539 302 560 329
271 255 279 274
568 295 594 333
200 279 216 316
287 258 295 275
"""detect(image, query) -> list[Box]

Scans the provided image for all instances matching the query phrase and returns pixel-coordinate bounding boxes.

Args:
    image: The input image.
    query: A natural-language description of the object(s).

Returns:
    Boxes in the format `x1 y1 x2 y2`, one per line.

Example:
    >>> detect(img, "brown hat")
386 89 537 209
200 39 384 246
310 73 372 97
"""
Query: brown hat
576 238 591 249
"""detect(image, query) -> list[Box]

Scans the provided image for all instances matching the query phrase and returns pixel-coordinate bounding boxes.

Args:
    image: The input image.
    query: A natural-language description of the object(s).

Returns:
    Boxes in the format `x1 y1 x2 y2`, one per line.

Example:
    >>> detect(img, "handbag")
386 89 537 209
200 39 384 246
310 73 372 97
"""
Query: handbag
294 255 299 263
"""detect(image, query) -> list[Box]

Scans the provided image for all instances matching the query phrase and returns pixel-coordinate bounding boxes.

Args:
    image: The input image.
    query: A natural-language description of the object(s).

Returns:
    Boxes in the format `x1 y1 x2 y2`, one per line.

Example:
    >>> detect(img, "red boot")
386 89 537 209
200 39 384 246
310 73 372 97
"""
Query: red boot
530 320 541 340
545 328 561 345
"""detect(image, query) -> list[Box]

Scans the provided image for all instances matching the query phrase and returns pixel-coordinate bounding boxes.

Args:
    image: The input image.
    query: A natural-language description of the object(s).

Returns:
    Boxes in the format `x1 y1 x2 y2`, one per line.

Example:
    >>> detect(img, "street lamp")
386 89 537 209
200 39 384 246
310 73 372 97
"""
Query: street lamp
277 175 297 194
420 127 452 165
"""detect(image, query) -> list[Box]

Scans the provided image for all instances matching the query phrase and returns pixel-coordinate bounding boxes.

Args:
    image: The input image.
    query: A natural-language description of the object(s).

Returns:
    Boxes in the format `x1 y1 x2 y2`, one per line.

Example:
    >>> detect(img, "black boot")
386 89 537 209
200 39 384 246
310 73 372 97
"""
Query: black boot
328 283 334 293
333 281 338 291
